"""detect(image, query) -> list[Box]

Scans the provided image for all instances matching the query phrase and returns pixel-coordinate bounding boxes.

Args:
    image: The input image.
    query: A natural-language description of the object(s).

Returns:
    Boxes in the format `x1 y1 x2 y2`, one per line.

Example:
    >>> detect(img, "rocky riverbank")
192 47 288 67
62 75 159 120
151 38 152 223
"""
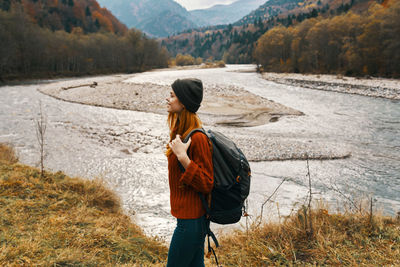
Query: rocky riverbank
37 71 352 162
38 74 303 128
262 72 400 100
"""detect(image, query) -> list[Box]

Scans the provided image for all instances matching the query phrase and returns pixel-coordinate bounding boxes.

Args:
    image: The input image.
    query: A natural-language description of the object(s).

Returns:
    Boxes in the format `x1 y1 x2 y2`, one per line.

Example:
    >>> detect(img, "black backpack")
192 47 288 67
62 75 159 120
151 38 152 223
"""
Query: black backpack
182 128 251 265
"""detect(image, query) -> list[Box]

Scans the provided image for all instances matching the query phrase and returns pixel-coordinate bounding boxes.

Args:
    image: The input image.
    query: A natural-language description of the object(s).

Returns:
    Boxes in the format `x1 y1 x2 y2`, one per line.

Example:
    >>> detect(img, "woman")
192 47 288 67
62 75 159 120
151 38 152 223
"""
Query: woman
165 78 214 267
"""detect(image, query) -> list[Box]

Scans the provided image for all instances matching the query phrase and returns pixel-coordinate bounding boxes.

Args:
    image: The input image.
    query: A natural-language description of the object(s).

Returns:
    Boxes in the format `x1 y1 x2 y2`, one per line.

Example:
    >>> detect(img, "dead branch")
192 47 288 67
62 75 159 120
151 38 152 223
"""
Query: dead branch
62 81 97 90
306 157 314 237
259 177 287 224
35 101 47 178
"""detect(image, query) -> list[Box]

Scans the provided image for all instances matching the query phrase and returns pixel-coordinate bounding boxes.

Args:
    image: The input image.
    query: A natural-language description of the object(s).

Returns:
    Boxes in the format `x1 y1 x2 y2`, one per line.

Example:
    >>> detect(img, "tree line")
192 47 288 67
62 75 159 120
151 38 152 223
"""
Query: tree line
254 0 400 77
0 4 168 81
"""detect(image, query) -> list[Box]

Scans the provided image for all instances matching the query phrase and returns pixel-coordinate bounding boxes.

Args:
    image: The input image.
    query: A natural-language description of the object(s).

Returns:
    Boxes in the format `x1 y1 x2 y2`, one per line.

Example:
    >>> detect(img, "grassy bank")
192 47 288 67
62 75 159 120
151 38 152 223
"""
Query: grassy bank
216 209 400 266
1 143 399 266
0 144 167 266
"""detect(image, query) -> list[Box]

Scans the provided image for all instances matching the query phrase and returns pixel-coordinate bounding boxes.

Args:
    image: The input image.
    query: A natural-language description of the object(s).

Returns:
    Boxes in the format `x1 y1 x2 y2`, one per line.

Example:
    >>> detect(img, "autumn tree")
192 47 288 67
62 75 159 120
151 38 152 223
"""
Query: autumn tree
381 0 400 75
253 0 400 77
175 54 196 66
254 26 292 72
0 3 168 81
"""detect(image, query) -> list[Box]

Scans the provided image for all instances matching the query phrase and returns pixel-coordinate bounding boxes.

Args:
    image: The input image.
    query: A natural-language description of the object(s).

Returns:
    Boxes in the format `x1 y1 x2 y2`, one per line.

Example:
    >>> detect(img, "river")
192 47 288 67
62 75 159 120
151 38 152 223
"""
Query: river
1 65 399 241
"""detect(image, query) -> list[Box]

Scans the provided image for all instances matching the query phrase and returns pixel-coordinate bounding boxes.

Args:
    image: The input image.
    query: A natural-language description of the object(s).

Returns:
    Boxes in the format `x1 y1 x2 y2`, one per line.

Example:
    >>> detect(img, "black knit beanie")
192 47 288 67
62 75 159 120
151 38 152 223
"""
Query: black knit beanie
171 78 203 113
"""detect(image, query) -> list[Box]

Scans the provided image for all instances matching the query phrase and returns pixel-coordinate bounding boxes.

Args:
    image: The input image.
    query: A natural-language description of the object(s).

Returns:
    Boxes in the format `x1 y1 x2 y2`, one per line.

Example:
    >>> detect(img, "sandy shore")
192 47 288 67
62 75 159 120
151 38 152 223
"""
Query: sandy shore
262 72 400 100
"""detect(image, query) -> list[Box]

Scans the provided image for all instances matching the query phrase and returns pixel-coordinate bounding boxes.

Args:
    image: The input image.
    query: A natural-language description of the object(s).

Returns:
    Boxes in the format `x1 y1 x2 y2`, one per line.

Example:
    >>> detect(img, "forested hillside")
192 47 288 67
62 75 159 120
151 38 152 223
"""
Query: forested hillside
1 0 127 34
254 0 400 76
162 0 399 77
0 0 168 81
236 0 311 26
162 0 358 63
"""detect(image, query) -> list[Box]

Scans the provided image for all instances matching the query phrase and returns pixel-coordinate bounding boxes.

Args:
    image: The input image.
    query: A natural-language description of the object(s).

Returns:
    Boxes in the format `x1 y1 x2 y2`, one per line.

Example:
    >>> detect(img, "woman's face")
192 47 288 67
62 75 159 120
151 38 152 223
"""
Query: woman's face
166 90 184 113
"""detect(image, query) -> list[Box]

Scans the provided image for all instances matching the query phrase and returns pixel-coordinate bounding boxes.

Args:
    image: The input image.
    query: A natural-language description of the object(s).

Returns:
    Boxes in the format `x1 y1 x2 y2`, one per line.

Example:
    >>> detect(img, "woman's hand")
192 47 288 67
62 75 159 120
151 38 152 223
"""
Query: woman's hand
169 135 191 169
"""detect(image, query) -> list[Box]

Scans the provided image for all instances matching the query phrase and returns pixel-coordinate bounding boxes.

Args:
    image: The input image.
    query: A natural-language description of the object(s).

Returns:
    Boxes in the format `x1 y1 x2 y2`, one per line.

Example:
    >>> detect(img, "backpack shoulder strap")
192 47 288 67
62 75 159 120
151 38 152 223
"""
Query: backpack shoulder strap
182 128 207 143
177 128 207 173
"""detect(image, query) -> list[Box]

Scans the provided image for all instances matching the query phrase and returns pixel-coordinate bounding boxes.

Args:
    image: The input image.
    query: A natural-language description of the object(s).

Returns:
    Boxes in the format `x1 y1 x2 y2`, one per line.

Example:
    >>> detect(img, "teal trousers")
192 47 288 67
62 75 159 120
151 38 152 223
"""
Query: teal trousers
167 216 207 267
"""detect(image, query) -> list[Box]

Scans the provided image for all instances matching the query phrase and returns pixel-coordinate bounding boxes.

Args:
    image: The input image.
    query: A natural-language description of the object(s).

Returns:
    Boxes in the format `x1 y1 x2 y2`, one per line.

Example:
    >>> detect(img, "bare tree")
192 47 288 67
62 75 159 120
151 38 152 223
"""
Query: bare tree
328 181 361 213
35 101 47 178
305 157 314 238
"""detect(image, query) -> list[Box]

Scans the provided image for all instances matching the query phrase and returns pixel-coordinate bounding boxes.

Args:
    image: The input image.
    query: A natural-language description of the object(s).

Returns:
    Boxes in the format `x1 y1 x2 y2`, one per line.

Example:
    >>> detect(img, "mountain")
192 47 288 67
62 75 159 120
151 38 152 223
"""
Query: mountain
96 0 196 37
137 10 197 37
95 0 271 37
190 0 266 26
1 0 128 34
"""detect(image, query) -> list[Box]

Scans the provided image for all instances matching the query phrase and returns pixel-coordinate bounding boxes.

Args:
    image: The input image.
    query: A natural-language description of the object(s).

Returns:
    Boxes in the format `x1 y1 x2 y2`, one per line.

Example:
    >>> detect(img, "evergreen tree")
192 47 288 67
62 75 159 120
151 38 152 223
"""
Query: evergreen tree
85 6 91 17
0 0 11 11
95 18 100 29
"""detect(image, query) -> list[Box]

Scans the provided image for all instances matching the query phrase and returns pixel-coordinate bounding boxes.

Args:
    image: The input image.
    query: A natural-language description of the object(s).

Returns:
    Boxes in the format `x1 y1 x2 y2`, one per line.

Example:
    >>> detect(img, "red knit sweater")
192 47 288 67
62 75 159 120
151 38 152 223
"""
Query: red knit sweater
168 132 214 219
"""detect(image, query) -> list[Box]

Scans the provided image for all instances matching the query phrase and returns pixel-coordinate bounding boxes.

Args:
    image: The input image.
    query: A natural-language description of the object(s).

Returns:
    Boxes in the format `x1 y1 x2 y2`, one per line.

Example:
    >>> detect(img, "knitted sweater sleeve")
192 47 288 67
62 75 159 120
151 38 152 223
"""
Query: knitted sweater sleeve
180 132 214 194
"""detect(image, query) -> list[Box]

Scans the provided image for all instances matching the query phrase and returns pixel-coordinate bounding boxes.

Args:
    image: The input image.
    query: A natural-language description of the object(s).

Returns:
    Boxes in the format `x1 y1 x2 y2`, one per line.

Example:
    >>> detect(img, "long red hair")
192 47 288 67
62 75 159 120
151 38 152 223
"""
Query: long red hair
166 109 202 157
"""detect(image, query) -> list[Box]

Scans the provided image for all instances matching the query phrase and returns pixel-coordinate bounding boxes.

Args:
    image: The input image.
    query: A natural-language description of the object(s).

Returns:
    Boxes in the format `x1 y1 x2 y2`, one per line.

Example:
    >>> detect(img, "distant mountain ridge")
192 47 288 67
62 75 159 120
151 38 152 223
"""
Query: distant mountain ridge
96 0 196 37
137 10 197 37
96 0 269 37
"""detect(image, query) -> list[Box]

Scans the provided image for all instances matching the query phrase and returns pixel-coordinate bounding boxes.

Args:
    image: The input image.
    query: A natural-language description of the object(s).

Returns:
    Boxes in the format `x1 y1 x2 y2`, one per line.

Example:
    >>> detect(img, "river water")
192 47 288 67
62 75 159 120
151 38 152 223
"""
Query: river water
1 65 399 241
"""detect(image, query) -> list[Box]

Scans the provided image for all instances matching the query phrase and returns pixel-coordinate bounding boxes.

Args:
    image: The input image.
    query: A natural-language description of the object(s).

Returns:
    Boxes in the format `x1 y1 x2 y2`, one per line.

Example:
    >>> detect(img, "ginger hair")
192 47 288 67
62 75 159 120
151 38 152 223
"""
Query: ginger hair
166 109 202 157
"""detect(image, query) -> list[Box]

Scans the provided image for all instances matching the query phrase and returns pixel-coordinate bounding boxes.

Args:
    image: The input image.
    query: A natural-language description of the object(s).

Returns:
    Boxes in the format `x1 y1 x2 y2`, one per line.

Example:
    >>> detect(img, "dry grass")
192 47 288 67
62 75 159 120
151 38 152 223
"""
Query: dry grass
214 208 400 266
0 143 18 164
1 143 399 266
0 144 167 266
